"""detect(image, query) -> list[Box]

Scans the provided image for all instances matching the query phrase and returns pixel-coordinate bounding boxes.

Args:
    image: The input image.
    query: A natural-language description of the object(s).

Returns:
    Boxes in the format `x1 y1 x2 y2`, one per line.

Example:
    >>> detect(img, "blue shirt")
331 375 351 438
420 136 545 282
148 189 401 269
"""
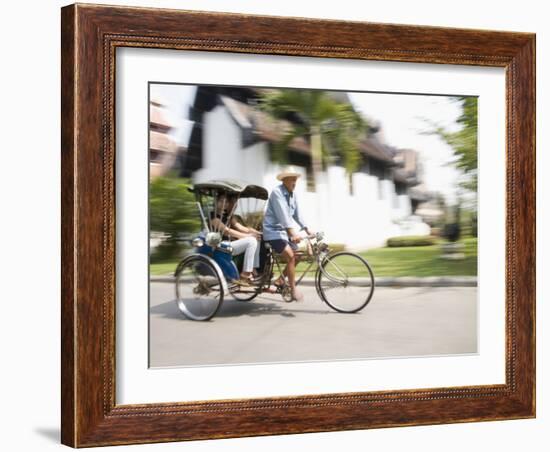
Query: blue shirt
263 184 307 241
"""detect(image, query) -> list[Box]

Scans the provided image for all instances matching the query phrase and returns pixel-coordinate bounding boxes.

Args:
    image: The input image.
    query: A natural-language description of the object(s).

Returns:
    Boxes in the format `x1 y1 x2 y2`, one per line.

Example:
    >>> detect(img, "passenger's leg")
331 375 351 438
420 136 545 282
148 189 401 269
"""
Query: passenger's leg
230 237 257 279
240 237 258 276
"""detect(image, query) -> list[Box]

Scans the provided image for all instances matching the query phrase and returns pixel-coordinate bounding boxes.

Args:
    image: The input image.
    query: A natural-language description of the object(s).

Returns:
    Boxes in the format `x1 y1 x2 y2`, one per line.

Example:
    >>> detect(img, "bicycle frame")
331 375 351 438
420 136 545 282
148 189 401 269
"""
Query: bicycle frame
268 235 348 289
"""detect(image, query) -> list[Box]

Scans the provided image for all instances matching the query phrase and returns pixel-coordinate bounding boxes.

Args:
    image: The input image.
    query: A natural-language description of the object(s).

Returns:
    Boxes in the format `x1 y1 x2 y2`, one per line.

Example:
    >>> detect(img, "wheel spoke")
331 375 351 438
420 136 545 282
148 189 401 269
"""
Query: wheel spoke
324 257 348 281
321 280 345 292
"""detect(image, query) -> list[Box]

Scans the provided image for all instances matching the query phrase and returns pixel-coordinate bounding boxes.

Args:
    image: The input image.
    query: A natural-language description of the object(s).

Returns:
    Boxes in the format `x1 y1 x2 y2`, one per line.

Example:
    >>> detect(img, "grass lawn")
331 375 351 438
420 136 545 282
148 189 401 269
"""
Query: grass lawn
359 237 477 277
150 260 182 276
149 238 477 277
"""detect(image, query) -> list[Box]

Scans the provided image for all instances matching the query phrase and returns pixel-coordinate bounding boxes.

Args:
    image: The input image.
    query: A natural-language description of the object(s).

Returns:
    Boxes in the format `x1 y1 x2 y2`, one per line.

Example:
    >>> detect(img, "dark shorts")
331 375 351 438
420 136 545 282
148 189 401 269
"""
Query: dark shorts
266 239 298 254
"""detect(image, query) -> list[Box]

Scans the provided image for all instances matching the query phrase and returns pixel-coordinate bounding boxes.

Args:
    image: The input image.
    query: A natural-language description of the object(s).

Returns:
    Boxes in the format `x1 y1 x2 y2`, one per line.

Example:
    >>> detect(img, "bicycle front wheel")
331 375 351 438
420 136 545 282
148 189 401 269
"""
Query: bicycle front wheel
315 252 375 313
175 255 224 321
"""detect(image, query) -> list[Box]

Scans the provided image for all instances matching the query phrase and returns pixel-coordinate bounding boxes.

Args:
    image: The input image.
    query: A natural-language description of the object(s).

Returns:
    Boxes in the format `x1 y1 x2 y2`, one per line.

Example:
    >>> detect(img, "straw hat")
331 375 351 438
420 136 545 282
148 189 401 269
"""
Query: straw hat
276 166 302 181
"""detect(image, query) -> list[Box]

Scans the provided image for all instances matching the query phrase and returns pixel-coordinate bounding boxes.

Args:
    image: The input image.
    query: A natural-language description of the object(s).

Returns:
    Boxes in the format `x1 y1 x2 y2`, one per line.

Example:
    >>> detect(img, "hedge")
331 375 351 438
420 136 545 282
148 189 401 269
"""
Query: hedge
327 243 346 253
386 236 437 247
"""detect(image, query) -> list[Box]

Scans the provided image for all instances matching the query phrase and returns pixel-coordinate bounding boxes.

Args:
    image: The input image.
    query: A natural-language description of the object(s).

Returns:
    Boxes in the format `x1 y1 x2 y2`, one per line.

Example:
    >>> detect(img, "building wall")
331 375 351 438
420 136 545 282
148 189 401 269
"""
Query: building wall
197 105 429 250
194 105 244 181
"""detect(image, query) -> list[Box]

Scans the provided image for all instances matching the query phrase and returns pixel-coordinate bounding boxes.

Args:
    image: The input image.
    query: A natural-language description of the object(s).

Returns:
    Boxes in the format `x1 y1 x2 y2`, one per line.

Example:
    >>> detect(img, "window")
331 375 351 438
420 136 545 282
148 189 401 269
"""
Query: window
150 149 163 163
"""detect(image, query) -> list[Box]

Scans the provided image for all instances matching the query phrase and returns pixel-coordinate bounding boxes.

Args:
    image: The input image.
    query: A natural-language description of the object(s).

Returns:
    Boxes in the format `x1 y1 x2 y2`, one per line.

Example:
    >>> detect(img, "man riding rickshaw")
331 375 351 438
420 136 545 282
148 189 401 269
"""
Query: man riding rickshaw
174 173 375 321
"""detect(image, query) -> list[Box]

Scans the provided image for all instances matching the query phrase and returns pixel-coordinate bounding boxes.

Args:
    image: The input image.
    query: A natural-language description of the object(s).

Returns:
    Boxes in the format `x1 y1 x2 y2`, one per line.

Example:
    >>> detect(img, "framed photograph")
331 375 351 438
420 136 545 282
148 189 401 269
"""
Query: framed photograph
61 3 535 447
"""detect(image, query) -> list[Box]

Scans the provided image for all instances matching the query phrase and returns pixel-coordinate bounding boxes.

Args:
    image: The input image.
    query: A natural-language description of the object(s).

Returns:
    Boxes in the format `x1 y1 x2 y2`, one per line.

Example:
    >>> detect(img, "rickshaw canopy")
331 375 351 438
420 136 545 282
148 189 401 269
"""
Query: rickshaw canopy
190 179 269 200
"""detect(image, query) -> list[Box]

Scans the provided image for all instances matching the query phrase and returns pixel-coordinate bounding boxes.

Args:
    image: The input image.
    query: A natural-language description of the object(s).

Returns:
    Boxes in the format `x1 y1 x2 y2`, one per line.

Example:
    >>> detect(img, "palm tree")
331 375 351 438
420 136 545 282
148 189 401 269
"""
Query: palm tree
259 90 368 184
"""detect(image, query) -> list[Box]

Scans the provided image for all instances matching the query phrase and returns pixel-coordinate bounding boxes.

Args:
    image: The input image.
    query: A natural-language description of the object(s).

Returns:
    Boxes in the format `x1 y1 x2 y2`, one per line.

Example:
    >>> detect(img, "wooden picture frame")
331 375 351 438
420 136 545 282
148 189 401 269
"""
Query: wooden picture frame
61 3 535 447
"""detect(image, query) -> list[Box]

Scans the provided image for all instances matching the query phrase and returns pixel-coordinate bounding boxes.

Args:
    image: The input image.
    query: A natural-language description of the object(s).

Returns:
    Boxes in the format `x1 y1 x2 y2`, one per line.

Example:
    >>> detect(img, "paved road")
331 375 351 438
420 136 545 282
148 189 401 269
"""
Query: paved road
149 283 477 368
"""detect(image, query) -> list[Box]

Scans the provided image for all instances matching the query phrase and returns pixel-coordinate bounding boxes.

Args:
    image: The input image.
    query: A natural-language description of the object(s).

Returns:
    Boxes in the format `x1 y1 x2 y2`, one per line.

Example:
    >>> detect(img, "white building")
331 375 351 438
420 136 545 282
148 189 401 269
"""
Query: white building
179 87 430 250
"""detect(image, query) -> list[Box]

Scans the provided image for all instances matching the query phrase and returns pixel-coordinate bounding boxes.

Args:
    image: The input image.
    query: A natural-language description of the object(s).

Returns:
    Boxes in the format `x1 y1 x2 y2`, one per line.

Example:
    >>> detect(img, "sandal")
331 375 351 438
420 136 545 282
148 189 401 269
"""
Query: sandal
235 274 255 286
232 279 250 287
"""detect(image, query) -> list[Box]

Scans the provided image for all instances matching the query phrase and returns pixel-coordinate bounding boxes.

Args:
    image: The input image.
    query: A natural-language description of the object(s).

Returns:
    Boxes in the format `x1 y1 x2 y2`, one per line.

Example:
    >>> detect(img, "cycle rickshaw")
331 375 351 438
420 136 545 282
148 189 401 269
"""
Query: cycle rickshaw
175 179 375 321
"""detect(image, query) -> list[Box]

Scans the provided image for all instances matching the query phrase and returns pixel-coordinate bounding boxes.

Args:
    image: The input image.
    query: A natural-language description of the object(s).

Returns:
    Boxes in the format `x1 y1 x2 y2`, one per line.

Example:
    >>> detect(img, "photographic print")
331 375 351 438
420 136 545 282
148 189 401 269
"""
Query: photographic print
61 4 535 445
148 83 478 368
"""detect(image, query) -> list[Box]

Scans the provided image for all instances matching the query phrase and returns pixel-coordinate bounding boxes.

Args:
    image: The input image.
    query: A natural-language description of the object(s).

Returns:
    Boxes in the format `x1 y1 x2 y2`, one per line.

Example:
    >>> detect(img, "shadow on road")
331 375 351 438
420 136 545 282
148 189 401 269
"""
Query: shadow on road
150 297 344 321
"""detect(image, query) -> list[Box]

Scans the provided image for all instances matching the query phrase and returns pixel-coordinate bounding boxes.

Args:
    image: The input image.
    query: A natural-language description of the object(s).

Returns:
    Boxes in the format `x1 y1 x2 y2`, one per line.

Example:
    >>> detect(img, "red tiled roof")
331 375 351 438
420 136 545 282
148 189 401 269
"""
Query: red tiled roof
150 131 176 153
221 96 310 154
150 104 173 131
359 137 395 163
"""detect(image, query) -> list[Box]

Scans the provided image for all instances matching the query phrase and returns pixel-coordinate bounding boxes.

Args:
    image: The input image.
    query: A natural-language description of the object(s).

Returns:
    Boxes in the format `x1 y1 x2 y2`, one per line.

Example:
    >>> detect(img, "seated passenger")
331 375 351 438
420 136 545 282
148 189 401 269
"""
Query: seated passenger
210 193 262 284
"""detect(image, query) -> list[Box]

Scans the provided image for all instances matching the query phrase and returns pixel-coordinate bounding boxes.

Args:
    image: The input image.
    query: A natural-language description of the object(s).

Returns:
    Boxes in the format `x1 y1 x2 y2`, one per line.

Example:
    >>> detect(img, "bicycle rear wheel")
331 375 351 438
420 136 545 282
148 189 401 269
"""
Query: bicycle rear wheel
175 255 224 321
229 283 260 302
229 252 274 302
315 252 375 313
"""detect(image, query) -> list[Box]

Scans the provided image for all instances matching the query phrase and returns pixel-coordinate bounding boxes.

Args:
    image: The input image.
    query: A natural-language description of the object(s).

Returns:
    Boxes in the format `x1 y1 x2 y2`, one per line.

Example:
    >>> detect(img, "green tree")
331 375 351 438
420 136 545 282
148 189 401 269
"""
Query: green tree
149 177 200 260
259 90 368 179
428 97 478 191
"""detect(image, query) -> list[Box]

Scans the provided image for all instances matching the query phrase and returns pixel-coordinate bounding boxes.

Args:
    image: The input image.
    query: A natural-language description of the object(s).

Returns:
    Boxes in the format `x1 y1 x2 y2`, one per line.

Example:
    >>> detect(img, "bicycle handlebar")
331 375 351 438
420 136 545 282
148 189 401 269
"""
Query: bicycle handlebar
305 232 324 241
